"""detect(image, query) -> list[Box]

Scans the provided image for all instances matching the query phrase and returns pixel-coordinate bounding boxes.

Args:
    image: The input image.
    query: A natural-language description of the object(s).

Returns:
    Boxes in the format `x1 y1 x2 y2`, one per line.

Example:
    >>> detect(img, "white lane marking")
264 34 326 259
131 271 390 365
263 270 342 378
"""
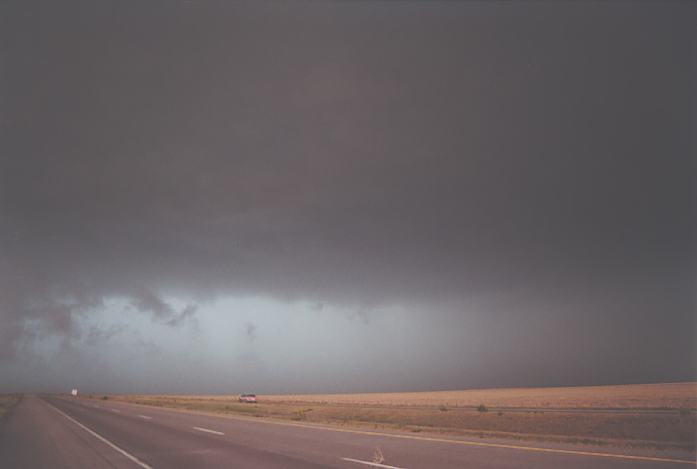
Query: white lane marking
43 399 155 469
189 412 695 466
111 408 121 413
193 426 225 435
342 458 405 469
70 397 694 466
138 415 152 420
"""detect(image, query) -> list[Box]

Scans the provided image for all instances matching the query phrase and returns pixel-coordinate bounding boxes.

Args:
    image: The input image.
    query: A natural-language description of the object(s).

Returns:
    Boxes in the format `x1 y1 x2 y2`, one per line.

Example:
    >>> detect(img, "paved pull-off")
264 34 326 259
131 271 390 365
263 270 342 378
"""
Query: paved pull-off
0 395 693 468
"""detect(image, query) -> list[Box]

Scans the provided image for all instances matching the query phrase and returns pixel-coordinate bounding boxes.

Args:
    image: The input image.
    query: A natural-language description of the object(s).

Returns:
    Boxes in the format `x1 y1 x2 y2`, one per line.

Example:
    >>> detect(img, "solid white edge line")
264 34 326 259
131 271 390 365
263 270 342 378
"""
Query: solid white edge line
193 426 225 435
43 399 154 469
59 397 695 466
342 457 406 469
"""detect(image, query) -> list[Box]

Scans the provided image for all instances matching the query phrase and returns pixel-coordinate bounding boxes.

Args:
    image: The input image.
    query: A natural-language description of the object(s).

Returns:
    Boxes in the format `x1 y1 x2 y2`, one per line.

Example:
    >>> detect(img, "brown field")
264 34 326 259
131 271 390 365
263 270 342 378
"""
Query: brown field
97 382 697 452
263 382 697 409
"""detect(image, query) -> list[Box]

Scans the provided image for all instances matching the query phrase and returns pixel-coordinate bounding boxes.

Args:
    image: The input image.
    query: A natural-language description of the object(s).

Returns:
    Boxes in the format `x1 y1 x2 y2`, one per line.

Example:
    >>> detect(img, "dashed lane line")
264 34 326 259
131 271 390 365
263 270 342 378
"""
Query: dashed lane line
193 426 225 436
42 399 155 469
342 457 406 469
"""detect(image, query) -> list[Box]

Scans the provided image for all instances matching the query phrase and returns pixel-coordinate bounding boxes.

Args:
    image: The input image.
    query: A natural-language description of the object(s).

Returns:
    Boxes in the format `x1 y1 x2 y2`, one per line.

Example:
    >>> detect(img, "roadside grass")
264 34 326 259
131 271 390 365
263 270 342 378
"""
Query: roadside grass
97 386 697 452
0 394 21 419
261 382 697 409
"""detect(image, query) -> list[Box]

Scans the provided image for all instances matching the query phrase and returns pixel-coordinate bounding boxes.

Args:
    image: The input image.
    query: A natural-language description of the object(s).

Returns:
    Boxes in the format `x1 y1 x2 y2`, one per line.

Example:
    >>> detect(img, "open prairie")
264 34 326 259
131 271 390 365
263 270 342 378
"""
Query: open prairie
97 383 696 452
261 382 697 409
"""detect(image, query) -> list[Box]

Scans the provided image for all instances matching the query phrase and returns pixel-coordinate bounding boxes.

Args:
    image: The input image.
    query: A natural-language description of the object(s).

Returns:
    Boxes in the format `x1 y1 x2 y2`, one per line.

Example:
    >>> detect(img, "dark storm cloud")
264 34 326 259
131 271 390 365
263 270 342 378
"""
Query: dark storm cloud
244 323 257 342
128 290 197 327
0 1 694 387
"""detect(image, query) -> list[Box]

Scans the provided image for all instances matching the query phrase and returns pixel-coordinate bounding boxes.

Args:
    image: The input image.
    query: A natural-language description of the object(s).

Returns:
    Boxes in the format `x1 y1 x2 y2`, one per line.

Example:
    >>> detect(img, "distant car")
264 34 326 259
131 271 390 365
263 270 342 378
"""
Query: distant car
239 393 257 403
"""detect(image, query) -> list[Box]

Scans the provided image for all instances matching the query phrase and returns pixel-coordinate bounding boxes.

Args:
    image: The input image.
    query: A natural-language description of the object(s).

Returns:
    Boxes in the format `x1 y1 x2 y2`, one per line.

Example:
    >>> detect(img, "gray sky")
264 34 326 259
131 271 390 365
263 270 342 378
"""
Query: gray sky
0 1 695 394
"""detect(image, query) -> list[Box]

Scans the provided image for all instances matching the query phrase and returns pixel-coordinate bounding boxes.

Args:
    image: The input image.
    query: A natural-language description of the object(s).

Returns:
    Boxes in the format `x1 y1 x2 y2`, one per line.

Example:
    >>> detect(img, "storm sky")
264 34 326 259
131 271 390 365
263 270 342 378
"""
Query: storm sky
0 1 695 393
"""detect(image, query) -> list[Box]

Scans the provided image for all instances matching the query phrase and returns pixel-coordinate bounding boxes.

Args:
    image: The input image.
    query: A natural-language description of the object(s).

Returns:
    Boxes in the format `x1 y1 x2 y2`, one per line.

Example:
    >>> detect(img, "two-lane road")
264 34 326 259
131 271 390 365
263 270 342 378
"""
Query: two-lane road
0 395 693 468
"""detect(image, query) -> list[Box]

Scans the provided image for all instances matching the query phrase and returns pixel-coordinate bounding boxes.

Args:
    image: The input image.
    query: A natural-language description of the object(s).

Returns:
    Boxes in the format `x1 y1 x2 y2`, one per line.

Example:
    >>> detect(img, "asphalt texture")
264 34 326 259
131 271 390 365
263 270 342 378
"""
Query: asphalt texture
0 395 693 468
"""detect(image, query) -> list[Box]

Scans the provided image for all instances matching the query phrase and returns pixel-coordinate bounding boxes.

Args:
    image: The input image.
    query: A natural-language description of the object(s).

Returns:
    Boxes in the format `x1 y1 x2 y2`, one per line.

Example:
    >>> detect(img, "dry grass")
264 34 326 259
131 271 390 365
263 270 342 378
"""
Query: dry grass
260 382 697 409
98 383 697 452
0 394 20 418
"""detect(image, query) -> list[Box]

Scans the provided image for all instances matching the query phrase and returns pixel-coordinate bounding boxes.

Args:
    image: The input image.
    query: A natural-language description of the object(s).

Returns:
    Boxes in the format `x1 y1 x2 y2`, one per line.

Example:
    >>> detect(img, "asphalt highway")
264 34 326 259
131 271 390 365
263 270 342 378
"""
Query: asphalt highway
0 395 693 468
